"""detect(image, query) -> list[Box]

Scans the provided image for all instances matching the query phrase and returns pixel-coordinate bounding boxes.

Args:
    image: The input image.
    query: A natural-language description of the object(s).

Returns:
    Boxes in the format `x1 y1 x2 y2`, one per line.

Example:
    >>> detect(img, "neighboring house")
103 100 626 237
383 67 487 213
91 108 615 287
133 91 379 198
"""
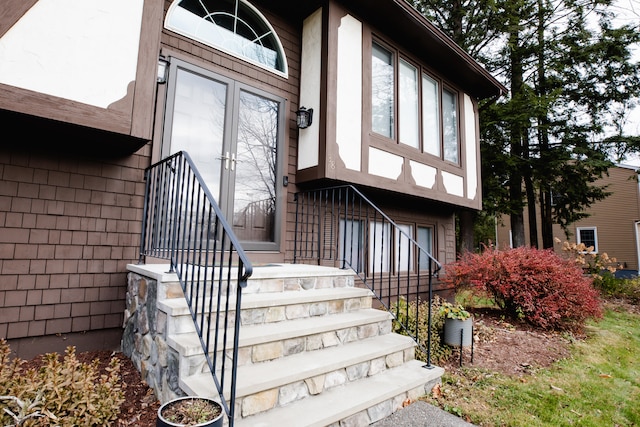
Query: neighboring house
496 164 640 272
1 0 504 359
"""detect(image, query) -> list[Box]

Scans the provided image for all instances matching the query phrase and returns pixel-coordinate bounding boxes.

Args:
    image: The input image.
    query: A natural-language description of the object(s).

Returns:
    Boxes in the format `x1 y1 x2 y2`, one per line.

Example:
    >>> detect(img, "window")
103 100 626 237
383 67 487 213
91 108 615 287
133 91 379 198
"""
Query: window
370 221 392 273
417 226 434 270
371 43 394 138
338 219 435 274
577 227 598 253
371 41 460 164
399 60 419 149
165 0 288 76
340 219 364 272
422 75 440 157
395 224 414 272
442 88 459 163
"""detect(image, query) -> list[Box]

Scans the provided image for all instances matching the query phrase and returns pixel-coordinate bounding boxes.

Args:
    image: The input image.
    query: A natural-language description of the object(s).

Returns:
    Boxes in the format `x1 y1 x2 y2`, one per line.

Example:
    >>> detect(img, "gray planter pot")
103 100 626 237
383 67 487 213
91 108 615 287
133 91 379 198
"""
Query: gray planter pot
443 317 473 347
157 397 223 427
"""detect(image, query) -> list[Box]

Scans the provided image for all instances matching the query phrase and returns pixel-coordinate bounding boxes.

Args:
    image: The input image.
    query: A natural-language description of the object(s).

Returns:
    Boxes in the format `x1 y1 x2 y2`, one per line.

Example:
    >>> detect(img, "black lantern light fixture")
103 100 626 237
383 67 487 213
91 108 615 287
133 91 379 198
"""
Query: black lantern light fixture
296 106 314 129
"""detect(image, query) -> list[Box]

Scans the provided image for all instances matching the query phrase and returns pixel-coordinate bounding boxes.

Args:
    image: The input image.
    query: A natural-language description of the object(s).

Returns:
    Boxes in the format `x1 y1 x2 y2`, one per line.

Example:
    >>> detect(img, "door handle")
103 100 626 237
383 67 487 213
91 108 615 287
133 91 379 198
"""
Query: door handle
231 153 236 171
218 152 230 170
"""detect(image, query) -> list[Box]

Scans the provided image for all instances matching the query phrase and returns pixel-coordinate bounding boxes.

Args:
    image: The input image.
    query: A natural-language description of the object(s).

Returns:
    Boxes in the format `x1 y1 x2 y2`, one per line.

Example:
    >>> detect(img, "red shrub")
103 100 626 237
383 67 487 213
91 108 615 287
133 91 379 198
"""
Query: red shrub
442 246 602 330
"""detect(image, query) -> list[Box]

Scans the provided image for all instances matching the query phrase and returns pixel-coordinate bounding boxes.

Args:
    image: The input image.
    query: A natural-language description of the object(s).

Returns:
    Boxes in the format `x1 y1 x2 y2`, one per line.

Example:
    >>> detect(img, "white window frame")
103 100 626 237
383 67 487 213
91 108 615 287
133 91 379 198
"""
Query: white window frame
576 226 598 253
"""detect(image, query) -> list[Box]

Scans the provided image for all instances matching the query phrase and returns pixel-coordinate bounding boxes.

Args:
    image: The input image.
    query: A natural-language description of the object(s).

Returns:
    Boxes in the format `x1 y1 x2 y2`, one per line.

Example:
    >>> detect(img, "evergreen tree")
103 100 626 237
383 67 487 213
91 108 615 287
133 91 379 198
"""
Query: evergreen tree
408 0 640 248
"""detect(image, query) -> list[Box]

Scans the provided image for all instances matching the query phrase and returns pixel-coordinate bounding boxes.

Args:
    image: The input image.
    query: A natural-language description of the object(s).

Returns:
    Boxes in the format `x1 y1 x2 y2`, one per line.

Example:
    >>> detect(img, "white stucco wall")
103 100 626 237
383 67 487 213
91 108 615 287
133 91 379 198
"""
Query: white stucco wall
441 171 465 197
335 15 362 171
409 160 437 189
369 147 403 180
464 94 478 200
297 8 322 170
0 0 144 108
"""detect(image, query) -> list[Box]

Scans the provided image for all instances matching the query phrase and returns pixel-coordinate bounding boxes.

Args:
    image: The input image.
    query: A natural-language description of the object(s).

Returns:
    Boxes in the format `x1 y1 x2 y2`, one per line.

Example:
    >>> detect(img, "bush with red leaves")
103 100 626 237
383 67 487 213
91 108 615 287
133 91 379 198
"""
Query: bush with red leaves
442 246 603 330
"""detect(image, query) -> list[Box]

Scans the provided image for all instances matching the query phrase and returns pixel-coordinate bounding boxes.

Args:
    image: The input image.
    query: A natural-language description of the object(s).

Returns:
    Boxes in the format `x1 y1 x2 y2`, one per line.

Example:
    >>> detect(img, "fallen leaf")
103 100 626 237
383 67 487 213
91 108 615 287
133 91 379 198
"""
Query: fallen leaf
550 385 564 392
598 374 612 378
432 383 442 399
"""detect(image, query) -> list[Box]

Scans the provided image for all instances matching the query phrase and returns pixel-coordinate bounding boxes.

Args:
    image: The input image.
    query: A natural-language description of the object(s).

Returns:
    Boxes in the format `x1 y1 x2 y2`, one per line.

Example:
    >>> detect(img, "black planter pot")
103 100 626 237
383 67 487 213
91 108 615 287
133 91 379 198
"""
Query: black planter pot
157 396 224 427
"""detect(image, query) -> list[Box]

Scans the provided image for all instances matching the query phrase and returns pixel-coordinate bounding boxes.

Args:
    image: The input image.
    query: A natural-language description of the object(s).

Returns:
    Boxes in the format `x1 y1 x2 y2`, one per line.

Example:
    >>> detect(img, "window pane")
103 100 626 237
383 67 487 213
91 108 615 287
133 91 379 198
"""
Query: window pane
372 43 394 139
233 90 279 243
399 60 419 149
417 226 433 270
170 68 227 201
443 88 458 163
422 74 440 156
578 228 597 252
166 0 286 73
395 224 414 272
369 221 391 273
340 219 364 272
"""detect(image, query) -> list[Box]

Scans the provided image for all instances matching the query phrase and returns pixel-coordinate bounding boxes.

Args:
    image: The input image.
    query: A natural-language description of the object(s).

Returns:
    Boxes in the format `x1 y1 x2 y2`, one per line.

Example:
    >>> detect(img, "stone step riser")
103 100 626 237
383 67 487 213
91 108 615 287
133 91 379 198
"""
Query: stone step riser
236 348 413 418
163 294 373 335
173 317 394 379
158 272 356 301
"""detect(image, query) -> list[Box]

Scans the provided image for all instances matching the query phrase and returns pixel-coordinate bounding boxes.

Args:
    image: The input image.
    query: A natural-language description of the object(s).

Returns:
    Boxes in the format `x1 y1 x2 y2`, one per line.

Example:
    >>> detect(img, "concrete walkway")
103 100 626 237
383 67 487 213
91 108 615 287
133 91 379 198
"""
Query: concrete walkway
371 401 476 427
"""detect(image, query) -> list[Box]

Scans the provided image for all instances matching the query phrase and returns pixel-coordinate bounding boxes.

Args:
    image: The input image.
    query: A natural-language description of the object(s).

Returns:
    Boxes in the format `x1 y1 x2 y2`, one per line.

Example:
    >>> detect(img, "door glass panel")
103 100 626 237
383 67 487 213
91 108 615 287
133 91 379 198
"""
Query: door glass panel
170 68 227 201
232 90 279 243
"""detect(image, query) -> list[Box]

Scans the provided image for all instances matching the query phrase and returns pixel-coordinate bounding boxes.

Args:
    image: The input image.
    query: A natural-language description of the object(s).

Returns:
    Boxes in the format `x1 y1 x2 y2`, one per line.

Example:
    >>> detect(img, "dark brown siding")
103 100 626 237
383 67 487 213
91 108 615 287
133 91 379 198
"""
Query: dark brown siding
0 142 151 357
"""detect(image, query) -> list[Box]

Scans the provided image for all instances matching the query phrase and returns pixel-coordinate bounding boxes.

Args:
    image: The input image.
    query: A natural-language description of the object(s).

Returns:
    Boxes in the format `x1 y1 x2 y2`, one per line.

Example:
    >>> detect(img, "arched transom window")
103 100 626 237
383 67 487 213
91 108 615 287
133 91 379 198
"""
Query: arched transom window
165 0 288 77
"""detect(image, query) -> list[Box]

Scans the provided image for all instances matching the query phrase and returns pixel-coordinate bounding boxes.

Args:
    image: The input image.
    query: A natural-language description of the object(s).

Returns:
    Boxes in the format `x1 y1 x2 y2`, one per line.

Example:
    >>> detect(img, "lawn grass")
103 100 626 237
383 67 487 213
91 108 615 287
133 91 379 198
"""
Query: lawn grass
425 306 640 426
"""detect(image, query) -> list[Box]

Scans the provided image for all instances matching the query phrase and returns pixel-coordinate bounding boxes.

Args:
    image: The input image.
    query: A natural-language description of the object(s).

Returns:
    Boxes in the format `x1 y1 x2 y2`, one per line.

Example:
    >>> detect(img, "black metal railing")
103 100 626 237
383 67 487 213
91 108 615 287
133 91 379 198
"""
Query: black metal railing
139 151 252 427
294 185 442 367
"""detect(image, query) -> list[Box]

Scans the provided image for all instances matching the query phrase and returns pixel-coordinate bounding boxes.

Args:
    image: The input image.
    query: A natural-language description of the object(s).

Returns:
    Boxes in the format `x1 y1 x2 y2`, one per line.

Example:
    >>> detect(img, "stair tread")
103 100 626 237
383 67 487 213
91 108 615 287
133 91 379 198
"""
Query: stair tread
233 359 444 427
182 333 417 397
159 287 373 315
168 309 392 354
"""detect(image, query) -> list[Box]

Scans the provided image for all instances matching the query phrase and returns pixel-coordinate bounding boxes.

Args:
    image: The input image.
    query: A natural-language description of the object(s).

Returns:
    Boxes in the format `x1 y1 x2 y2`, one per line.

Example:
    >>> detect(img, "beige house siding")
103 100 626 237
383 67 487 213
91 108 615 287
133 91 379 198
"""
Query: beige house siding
497 165 640 271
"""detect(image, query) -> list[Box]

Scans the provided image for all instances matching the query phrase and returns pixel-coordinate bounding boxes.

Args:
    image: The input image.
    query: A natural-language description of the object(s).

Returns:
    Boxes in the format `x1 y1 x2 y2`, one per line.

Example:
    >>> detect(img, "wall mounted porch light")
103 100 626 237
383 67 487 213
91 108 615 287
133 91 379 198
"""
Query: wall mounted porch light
157 57 169 84
296 107 313 129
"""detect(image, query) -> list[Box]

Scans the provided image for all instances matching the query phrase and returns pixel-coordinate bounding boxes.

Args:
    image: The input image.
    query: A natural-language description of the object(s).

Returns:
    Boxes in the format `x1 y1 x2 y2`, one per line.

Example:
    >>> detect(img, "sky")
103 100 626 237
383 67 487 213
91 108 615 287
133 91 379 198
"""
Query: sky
612 0 640 165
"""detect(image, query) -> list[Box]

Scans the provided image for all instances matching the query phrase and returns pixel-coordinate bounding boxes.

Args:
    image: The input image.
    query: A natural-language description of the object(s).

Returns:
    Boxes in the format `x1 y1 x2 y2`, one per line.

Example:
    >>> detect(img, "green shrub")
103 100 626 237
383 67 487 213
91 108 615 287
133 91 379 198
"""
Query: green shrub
0 340 124 426
441 246 603 330
391 296 451 365
595 273 640 303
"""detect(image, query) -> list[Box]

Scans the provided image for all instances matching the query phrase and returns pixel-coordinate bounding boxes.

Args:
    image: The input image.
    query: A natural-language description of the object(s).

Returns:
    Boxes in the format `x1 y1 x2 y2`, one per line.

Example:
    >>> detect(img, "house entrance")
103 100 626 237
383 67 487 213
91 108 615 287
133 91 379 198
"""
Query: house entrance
163 59 284 250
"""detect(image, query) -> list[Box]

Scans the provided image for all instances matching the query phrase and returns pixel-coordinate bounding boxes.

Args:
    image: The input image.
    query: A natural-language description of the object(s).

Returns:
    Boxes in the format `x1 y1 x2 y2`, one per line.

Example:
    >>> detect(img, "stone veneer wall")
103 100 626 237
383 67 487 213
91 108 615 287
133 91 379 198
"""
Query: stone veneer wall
121 270 182 403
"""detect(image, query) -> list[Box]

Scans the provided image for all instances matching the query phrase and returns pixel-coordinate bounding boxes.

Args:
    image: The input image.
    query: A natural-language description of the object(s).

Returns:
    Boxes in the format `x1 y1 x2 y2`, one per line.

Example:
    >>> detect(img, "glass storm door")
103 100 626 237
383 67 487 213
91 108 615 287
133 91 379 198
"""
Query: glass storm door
164 60 282 250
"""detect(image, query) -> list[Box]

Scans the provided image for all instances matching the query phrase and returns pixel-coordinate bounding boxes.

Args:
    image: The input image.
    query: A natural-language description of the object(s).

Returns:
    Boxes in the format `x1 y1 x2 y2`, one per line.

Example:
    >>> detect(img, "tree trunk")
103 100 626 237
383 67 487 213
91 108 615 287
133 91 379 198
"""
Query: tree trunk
508 15 526 248
458 210 476 254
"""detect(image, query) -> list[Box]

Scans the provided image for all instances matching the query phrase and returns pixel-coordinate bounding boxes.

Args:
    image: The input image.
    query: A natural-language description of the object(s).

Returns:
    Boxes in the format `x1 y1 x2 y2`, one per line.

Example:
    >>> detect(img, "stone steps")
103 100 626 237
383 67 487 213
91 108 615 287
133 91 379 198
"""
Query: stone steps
181 332 422 399
233 360 443 427
126 263 443 426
